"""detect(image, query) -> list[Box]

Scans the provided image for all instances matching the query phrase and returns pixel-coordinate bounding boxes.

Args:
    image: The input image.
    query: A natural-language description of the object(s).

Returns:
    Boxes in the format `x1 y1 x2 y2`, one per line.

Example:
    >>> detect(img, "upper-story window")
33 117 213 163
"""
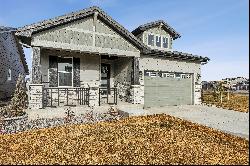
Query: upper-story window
162 37 168 48
156 35 161 47
148 34 154 46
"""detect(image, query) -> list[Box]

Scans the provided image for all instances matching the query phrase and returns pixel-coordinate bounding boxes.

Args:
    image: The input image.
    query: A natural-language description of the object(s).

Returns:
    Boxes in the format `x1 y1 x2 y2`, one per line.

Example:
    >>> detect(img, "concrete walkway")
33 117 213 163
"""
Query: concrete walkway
124 105 249 139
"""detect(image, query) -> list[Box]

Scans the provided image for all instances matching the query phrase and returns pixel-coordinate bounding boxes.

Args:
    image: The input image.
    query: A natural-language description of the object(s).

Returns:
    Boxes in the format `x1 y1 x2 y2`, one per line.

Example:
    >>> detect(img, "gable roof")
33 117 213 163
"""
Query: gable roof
0 26 16 32
15 6 149 52
0 26 29 74
15 6 209 64
131 20 181 40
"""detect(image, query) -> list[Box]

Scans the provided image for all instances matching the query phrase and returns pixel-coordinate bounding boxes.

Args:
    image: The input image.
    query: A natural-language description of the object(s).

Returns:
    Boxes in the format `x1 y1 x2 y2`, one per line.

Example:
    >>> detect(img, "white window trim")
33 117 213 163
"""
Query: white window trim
145 32 170 50
162 36 169 49
147 33 155 46
58 57 74 88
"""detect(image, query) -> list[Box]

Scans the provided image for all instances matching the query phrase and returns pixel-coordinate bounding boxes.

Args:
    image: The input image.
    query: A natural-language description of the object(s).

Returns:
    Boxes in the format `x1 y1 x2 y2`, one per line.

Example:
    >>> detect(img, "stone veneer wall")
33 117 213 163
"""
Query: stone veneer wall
28 84 43 109
139 56 202 105
0 113 28 134
113 58 133 102
0 32 26 99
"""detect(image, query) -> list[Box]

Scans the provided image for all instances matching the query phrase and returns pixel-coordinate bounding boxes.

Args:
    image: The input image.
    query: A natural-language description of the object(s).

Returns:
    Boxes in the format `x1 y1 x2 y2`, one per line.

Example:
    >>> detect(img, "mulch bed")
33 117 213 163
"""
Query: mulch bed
0 114 248 165
202 92 249 112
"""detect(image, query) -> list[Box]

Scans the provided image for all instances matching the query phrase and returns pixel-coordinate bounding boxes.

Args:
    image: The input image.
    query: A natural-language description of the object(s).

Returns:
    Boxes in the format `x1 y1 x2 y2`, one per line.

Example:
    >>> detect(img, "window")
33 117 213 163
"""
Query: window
162 73 170 78
145 71 150 76
181 74 186 79
58 57 73 86
150 72 157 77
163 37 168 48
148 34 154 46
169 73 175 78
7 69 11 81
175 73 181 79
156 35 161 47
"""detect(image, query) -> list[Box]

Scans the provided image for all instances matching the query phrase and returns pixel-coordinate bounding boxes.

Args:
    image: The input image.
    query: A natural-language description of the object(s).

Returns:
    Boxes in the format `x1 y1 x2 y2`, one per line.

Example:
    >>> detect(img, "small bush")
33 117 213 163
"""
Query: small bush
0 75 28 118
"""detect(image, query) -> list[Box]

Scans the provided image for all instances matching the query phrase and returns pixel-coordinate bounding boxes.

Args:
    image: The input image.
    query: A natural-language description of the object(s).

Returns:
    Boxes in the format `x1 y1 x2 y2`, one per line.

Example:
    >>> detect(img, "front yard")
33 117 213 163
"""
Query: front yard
202 92 249 112
0 114 248 165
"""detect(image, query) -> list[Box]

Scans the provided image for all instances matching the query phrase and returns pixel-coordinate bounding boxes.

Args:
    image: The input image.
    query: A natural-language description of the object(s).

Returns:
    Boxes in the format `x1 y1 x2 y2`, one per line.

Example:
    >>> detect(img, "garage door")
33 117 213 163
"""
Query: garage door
144 71 193 107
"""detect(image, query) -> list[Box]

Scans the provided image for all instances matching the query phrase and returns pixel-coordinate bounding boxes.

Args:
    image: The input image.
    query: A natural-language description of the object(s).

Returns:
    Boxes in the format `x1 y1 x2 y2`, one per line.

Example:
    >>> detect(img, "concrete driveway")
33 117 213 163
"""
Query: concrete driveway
129 105 249 139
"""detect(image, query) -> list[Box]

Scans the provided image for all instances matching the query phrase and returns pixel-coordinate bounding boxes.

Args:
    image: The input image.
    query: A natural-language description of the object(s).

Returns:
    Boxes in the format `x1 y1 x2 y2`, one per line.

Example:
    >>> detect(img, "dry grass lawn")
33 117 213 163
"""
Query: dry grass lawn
0 114 249 165
202 92 249 113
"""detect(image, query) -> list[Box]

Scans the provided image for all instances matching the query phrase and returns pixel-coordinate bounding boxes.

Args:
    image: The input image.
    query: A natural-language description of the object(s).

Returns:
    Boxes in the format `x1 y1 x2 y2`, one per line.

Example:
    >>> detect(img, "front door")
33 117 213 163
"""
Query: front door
100 63 110 90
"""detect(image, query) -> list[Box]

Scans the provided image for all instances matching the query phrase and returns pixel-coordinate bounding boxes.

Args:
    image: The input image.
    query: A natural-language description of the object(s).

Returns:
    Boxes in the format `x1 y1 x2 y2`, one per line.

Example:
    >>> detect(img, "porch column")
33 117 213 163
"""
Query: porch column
29 46 44 109
133 57 140 85
130 57 144 105
31 46 42 84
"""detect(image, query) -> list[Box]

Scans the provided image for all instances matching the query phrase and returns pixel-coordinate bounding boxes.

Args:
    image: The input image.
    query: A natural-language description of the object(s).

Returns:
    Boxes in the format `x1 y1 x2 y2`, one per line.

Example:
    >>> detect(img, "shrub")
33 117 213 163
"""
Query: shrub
0 75 28 118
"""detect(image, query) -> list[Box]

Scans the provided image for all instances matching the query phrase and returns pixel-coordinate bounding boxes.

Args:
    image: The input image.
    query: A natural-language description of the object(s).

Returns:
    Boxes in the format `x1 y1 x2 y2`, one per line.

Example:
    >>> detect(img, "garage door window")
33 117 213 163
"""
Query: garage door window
175 73 181 79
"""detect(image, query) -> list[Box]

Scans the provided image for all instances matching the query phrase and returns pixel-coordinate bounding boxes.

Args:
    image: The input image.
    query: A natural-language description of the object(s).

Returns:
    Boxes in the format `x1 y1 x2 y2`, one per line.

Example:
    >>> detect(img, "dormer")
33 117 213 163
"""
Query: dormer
132 20 180 51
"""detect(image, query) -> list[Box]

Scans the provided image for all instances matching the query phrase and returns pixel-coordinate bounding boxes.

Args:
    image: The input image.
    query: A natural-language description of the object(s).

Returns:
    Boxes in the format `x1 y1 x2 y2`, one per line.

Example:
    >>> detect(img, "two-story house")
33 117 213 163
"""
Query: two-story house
15 6 209 109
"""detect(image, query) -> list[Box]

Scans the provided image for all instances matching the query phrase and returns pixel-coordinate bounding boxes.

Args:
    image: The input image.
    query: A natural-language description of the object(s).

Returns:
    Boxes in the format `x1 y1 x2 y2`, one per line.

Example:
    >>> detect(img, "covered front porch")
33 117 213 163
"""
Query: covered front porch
29 48 143 109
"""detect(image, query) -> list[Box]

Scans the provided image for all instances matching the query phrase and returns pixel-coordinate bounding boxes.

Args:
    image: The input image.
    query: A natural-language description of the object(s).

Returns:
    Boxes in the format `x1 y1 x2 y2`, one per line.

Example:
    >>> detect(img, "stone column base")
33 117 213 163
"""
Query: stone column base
130 85 144 104
28 84 44 109
89 86 99 107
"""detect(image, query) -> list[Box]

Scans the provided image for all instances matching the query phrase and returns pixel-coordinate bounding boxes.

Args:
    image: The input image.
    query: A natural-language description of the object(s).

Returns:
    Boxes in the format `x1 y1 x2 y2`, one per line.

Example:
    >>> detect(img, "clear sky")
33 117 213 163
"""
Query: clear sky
0 0 249 81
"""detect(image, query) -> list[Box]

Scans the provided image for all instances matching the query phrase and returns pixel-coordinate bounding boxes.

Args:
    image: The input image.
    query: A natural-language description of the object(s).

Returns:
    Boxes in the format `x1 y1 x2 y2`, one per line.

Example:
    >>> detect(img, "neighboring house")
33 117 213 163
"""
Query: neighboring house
222 77 249 91
15 6 209 109
0 26 29 99
202 78 249 91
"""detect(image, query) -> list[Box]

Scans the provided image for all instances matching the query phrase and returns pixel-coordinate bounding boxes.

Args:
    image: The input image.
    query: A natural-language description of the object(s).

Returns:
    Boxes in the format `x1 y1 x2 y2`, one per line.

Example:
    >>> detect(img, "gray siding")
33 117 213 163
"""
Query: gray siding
31 17 140 57
0 32 26 99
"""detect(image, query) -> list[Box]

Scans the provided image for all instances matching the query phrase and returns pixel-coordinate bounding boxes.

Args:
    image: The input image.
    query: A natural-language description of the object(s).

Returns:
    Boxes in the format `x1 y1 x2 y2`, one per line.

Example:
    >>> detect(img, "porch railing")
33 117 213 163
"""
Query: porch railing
43 87 90 107
99 87 118 106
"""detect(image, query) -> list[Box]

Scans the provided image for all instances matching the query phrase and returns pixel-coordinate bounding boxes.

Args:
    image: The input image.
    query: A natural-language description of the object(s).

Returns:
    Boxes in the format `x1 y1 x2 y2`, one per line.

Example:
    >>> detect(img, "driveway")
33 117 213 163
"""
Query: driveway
126 105 249 139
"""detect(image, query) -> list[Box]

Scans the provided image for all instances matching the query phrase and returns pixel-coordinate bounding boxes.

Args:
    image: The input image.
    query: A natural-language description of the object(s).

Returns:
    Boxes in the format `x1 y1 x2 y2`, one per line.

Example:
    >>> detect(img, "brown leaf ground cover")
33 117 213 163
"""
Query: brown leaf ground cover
202 92 249 112
0 114 249 165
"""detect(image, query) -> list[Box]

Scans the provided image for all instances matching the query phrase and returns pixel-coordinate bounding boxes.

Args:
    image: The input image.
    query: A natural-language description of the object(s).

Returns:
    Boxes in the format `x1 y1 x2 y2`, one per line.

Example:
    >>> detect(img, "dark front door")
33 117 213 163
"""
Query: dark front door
100 63 110 90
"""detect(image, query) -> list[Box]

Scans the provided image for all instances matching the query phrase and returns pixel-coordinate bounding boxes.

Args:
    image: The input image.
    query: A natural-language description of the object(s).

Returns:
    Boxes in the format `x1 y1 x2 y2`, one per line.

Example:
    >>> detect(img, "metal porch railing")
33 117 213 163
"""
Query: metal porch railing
43 87 90 107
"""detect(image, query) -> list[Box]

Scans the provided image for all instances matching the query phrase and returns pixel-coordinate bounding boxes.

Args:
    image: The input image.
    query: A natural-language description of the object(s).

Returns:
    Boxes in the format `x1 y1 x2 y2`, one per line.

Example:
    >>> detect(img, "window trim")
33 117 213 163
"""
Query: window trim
57 57 74 87
155 35 162 47
145 32 170 49
147 33 155 46
162 36 169 49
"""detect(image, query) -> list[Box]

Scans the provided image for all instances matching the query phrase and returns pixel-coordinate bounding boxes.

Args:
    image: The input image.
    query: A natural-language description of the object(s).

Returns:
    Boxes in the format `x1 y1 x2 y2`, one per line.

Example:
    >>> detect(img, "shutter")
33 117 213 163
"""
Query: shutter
73 57 80 87
49 56 58 87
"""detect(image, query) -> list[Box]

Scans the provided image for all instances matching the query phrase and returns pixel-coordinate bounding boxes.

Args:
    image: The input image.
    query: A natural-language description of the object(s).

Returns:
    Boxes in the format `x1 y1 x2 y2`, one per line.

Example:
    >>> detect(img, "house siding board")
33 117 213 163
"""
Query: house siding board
80 54 100 87
0 32 26 99
140 56 201 105
31 17 140 57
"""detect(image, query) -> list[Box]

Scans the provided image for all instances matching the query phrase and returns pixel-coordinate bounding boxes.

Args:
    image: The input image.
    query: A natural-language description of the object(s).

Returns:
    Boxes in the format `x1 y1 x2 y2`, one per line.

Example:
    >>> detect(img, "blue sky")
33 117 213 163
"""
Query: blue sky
0 0 249 81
